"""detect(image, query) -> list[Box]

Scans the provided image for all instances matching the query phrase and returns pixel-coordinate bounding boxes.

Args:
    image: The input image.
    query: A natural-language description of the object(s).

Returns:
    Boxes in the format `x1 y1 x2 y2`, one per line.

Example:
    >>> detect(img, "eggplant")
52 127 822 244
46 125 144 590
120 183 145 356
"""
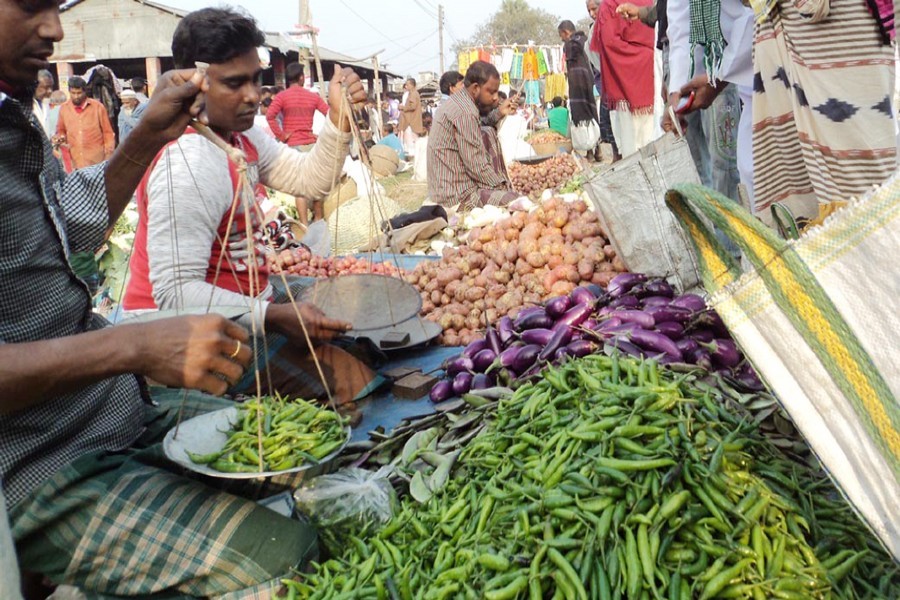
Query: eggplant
515 310 553 331
609 295 640 310
671 293 706 312
473 349 497 372
690 329 715 343
471 373 494 390
613 310 655 329
570 286 597 307
429 380 453 403
545 295 572 318
556 303 594 328
597 322 639 337
512 344 542 373
554 347 570 362
732 362 765 391
497 345 524 370
585 284 604 298
607 273 647 298
646 305 693 324
641 296 672 308
629 328 683 360
515 306 543 320
485 327 502 355
452 372 474 395
703 338 741 368
594 317 623 331
565 340 598 358
687 348 713 370
675 338 699 355
497 316 516 345
445 357 474 376
520 328 555 346
606 337 644 358
692 310 729 336
539 325 574 361
582 318 599 331
655 321 685 340
461 339 488 359
639 279 674 298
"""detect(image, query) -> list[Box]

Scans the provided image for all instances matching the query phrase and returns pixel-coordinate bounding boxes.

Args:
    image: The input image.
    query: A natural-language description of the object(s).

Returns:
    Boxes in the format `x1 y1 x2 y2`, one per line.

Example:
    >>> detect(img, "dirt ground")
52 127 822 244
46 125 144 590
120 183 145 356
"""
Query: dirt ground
379 170 429 213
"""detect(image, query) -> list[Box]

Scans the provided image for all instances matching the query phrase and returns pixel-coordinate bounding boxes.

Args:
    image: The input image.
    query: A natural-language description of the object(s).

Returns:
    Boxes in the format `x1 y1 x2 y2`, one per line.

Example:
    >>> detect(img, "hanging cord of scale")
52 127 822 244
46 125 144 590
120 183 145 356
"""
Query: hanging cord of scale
150 60 428 474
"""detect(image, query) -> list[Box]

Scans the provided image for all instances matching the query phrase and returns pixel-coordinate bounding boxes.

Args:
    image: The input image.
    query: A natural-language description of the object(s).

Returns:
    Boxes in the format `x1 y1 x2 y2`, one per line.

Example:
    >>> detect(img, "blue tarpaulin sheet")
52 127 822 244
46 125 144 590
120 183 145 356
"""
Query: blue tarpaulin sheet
351 344 460 442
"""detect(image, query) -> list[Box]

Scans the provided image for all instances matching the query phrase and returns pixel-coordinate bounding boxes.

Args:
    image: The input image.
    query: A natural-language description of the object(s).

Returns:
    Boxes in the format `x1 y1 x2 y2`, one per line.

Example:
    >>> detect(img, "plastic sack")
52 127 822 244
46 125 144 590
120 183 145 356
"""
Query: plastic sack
667 181 900 560
570 119 601 152
294 466 397 538
582 131 702 293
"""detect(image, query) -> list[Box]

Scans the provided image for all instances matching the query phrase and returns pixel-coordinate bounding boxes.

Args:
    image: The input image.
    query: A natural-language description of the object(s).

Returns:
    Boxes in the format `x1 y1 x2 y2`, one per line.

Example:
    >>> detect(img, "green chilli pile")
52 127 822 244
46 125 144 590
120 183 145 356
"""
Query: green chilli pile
284 357 898 599
187 397 347 473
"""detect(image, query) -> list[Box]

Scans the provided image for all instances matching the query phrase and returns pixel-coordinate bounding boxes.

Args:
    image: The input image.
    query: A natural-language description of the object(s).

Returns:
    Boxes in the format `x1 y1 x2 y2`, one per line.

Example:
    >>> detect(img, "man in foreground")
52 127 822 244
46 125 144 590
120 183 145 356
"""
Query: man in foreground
0 0 329 596
54 75 115 169
267 62 330 224
428 61 520 210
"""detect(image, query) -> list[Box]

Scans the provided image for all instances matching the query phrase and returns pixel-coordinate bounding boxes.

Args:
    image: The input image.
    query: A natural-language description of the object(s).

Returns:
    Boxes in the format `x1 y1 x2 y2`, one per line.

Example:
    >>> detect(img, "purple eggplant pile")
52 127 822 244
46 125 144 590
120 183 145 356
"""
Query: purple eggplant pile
429 273 763 403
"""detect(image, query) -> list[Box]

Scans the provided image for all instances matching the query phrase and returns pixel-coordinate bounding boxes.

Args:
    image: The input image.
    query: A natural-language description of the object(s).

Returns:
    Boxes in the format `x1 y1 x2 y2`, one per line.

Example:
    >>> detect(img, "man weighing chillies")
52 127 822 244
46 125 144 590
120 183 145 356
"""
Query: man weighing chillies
0 0 335 595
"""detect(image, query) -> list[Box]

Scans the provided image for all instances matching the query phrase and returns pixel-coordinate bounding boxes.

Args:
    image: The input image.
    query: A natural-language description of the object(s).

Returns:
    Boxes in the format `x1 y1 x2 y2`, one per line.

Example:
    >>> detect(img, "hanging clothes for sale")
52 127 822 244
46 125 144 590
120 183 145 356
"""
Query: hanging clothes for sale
478 48 491 63
536 48 549 76
523 48 539 80
459 51 471 74
499 48 514 73
551 47 564 74
468 49 480 66
524 80 541 106
510 49 524 80
544 73 568 103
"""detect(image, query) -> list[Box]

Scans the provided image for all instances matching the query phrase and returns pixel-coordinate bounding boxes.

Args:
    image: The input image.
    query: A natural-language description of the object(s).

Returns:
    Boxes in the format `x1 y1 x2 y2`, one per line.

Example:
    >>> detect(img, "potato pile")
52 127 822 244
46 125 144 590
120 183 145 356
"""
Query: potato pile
527 130 568 145
269 247 404 278
508 154 579 198
408 198 627 346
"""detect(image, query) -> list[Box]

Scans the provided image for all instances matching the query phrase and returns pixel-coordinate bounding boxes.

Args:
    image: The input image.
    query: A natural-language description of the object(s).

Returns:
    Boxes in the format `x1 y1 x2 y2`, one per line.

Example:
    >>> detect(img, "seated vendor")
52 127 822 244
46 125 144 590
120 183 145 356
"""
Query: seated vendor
2 3 330 596
548 96 570 138
427 60 521 211
121 8 378 411
377 123 406 160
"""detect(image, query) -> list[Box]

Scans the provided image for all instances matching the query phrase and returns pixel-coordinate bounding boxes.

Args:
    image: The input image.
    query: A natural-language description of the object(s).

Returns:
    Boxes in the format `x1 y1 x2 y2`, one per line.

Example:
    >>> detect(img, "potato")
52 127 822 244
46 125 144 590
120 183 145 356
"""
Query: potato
464 287 486 302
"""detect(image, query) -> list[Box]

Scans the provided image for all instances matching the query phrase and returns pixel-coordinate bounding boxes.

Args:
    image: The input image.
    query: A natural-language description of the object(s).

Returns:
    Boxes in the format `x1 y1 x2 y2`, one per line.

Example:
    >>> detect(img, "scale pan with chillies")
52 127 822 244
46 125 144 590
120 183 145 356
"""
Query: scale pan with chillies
163 407 351 479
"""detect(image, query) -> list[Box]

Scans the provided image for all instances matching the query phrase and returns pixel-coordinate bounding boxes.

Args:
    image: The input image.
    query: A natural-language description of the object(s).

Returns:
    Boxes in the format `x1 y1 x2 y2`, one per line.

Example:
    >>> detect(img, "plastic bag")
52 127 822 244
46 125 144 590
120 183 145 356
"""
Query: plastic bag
570 120 601 152
294 466 396 538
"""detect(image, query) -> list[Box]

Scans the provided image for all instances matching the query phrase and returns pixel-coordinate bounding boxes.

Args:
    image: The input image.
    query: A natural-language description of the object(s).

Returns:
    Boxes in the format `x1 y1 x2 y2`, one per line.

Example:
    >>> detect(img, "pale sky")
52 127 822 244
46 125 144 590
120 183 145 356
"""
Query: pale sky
162 0 591 77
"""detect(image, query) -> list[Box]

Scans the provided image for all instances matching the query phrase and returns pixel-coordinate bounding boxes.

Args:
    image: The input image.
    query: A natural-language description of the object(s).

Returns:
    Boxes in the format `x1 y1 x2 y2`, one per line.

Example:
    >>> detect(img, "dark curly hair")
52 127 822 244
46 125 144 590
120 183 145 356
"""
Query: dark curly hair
172 7 266 69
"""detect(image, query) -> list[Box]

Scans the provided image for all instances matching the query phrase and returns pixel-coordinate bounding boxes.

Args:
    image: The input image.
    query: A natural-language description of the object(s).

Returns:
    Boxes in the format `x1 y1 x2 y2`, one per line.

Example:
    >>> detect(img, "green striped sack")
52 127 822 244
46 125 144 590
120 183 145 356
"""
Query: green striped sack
666 179 900 560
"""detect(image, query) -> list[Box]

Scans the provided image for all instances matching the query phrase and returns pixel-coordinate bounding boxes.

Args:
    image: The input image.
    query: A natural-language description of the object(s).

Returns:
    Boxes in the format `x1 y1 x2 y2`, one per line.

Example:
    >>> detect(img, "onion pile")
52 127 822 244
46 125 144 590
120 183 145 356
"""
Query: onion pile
268 248 405 278
429 274 763 402
527 130 569 145
508 155 578 198
408 198 627 346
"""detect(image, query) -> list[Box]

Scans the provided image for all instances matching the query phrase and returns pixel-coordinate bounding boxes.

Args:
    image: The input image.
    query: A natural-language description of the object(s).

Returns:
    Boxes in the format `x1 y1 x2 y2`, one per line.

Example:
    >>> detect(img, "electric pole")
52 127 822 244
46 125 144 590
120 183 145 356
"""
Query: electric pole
438 4 445 74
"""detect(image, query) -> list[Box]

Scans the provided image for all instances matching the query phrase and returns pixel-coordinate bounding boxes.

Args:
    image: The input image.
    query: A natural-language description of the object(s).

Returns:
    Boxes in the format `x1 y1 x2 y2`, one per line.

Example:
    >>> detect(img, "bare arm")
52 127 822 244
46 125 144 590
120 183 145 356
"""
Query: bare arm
0 315 251 415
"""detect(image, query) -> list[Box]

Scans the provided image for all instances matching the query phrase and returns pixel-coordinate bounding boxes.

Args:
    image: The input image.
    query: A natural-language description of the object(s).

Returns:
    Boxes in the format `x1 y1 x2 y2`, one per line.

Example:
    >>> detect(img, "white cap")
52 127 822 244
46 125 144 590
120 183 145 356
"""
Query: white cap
120 89 137 99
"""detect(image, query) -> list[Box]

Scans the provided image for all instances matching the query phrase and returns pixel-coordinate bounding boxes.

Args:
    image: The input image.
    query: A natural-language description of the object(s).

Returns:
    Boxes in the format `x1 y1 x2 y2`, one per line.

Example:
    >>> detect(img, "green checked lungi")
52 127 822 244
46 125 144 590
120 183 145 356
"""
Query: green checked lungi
11 388 317 599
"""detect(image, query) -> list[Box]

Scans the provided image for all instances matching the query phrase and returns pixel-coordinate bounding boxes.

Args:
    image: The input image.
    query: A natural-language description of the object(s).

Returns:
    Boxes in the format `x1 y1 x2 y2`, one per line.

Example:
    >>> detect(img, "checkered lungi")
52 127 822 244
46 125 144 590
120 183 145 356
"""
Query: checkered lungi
11 388 317 599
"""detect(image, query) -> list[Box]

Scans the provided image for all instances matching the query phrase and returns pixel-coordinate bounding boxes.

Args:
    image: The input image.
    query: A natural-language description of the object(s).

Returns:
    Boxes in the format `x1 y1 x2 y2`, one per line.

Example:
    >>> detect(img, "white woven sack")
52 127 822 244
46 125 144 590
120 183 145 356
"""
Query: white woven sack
669 178 900 560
